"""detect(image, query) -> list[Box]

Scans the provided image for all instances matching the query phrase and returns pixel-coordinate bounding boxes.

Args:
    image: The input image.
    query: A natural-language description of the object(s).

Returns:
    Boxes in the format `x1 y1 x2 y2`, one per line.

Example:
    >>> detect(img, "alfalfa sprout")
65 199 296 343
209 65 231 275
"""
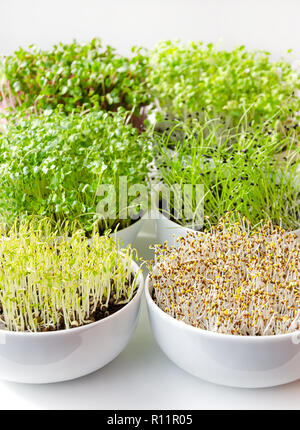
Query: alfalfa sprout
150 214 299 336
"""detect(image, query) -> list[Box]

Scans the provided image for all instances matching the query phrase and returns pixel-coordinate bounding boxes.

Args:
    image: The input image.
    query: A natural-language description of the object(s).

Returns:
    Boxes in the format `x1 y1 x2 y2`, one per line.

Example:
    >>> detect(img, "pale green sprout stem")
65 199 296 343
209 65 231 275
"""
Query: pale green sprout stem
0 219 139 332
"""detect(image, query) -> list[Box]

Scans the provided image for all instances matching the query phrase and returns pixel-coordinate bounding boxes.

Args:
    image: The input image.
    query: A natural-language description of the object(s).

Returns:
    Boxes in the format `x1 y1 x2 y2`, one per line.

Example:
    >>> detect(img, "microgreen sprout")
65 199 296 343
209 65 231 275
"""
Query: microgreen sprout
0 109 152 233
1 39 150 116
150 213 299 336
0 219 139 332
148 41 300 133
153 118 300 230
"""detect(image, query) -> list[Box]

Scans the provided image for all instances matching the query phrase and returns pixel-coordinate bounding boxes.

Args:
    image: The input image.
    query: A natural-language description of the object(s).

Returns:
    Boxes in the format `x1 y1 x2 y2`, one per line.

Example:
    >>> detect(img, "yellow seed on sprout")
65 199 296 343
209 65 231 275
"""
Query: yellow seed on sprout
150 214 299 336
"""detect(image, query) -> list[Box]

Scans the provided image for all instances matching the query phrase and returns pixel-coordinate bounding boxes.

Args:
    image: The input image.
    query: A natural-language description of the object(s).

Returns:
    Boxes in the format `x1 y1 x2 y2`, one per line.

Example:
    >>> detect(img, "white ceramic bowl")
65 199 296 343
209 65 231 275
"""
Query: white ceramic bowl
0 261 144 384
112 212 158 261
145 274 300 388
110 218 144 248
156 212 195 247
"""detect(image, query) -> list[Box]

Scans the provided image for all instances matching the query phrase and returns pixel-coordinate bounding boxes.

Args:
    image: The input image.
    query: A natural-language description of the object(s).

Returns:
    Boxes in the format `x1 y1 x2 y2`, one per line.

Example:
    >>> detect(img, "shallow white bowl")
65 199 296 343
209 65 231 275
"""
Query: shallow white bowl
145 274 300 388
0 261 144 384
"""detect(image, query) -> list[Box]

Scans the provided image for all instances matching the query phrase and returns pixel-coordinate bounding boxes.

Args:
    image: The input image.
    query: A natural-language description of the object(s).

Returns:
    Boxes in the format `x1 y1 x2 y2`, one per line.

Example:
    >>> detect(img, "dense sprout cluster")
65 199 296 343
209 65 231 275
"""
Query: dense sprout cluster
154 119 300 230
151 215 299 336
0 39 150 115
0 109 152 233
148 41 300 132
0 220 139 332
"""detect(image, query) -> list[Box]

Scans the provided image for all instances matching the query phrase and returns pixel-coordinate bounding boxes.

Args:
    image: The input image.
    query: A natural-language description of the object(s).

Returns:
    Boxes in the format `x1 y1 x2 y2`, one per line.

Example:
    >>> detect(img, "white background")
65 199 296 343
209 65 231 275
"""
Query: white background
0 0 299 410
1 0 300 61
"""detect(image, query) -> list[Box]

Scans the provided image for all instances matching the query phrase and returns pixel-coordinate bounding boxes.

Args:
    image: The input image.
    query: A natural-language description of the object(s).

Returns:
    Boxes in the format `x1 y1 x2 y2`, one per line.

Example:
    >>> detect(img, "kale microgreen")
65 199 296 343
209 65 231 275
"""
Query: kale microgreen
1 39 151 115
0 109 152 233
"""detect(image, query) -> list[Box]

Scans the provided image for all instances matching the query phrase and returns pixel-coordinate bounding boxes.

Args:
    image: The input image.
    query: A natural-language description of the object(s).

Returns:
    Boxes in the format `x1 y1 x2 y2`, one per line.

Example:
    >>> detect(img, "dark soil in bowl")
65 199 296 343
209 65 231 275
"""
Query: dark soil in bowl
0 274 137 332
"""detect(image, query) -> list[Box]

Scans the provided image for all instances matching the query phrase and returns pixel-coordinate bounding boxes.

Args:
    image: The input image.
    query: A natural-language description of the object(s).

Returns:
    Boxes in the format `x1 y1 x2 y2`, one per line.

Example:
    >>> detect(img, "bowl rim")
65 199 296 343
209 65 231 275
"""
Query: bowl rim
145 272 300 342
0 259 144 337
109 216 144 237
157 212 300 237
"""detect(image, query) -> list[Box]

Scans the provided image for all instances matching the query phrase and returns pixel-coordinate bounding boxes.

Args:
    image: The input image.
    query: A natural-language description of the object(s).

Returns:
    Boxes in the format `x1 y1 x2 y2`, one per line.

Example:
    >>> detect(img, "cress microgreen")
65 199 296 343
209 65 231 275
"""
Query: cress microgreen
0 109 152 233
